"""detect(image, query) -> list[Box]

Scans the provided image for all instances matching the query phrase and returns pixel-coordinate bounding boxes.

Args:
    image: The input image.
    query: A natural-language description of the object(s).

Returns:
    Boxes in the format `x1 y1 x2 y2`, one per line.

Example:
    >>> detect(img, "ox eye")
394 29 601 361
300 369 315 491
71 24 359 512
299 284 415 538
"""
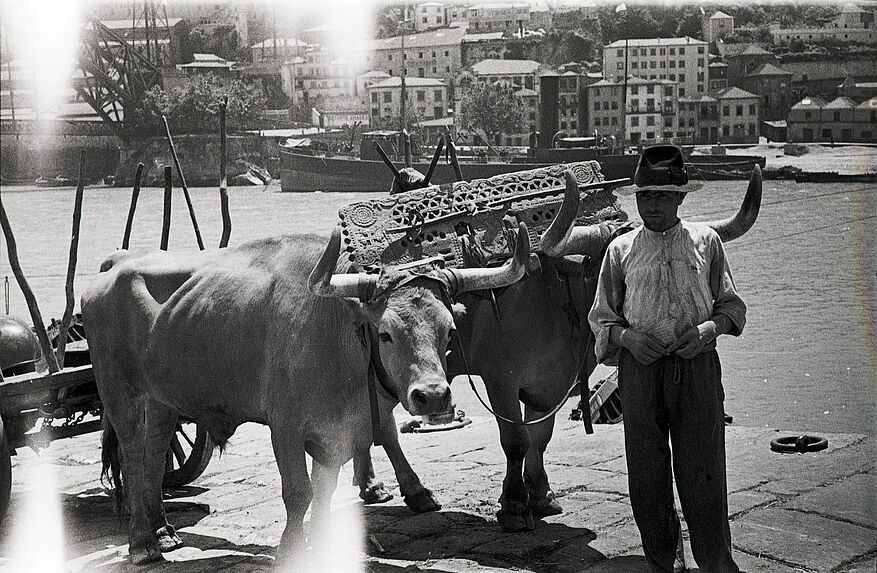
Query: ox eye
379 332 393 343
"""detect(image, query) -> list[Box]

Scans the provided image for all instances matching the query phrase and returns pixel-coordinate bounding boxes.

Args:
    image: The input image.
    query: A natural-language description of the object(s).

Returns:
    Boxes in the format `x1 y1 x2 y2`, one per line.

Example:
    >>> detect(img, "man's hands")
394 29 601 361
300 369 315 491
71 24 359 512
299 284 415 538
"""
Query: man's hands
617 327 668 365
617 315 730 364
666 322 717 359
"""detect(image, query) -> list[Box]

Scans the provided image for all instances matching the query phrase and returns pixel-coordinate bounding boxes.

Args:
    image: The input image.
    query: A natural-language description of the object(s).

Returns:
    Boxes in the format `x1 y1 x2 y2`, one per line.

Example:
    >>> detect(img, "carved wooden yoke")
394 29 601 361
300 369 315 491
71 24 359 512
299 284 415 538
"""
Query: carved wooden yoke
337 160 627 272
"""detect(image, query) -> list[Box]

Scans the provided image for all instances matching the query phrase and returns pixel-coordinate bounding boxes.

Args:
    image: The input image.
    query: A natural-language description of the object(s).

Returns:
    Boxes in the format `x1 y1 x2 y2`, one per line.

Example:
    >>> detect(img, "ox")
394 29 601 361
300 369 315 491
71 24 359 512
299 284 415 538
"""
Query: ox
81 225 530 566
356 167 763 532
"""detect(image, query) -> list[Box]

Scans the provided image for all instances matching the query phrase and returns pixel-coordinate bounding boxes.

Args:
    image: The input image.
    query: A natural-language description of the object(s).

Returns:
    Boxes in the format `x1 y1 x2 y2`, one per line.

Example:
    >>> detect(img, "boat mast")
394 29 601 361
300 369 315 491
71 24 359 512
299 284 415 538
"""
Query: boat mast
399 11 411 166
617 4 628 152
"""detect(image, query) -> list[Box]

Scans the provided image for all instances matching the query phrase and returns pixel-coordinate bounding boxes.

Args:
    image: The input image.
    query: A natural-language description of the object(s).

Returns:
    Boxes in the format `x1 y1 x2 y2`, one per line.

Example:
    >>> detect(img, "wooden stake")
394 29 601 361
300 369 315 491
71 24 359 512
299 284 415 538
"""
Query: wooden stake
162 115 204 250
121 162 143 250
54 150 86 368
161 166 172 251
219 96 231 248
0 199 60 374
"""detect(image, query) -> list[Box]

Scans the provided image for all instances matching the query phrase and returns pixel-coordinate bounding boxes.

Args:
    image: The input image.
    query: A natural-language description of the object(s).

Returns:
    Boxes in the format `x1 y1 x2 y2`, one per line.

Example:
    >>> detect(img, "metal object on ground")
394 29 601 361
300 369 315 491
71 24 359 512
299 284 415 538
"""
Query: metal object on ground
770 435 829 454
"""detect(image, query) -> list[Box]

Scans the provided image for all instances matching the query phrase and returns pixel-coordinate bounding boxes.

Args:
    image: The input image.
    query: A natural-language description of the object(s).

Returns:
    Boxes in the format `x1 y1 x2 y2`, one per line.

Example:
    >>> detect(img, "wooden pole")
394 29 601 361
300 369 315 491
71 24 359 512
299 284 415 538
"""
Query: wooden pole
162 115 204 250
161 166 172 251
0 199 60 373
219 96 231 248
121 162 144 250
54 150 86 368
446 134 464 181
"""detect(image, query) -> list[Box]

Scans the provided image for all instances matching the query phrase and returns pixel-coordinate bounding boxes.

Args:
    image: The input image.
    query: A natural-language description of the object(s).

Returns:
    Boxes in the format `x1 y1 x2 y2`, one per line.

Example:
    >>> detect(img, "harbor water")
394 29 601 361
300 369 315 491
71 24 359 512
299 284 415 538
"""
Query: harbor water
0 180 874 436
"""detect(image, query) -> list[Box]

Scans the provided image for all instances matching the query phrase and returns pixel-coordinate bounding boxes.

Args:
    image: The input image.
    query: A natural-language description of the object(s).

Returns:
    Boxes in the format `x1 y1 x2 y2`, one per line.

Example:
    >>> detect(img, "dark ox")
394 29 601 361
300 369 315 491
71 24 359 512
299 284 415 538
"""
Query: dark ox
356 166 762 532
81 225 530 565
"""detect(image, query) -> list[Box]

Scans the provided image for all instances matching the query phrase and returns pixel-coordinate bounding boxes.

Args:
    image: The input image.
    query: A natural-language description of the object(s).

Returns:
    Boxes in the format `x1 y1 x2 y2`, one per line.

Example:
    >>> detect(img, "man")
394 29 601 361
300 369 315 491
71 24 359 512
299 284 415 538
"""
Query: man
588 145 745 572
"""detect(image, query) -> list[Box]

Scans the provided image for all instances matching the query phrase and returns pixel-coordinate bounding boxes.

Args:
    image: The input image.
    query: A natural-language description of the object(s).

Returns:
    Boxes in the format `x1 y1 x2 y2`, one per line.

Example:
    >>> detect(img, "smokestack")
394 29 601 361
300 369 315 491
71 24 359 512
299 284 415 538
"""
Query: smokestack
538 73 560 149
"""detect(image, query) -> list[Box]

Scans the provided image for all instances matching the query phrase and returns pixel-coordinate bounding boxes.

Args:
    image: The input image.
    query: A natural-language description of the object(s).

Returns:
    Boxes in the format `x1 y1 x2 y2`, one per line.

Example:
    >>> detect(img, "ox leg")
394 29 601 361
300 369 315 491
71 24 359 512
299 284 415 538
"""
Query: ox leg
379 411 440 513
523 409 562 518
108 398 180 564
309 460 341 544
495 418 535 532
352 446 393 505
270 429 312 568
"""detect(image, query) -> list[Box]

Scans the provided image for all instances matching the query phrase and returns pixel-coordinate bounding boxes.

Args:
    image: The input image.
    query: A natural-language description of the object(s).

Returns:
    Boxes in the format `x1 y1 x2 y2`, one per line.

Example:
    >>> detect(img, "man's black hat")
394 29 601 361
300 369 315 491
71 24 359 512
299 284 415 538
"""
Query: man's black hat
616 144 703 196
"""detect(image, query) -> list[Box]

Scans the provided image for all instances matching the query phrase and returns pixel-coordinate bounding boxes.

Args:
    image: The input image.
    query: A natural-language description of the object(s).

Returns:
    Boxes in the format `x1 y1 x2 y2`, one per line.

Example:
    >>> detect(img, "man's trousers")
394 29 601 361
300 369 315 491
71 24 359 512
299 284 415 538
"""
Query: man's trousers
617 348 739 573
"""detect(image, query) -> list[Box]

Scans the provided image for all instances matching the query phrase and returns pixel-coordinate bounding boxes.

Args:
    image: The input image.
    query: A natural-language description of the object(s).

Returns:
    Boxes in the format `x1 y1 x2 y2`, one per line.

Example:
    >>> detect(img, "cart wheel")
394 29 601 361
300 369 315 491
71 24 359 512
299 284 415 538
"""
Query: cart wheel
1 417 11 522
595 389 623 424
163 421 213 488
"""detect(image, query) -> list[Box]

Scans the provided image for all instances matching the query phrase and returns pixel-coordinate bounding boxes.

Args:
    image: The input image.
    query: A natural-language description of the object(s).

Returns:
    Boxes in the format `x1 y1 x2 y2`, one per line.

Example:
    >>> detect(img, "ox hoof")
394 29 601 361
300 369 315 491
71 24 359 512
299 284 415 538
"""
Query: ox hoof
156 525 184 552
360 482 394 505
129 546 164 565
497 500 536 532
404 488 441 513
529 491 563 517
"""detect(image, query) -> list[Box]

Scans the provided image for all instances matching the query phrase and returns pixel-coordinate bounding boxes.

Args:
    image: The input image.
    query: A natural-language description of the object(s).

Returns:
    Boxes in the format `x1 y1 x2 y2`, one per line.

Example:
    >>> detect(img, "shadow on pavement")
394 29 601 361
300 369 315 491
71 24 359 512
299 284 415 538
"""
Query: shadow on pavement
362 505 609 571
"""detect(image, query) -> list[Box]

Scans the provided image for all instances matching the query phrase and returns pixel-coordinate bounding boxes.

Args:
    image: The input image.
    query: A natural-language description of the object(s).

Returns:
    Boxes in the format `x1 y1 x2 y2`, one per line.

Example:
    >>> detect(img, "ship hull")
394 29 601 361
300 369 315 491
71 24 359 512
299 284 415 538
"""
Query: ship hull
279 148 640 192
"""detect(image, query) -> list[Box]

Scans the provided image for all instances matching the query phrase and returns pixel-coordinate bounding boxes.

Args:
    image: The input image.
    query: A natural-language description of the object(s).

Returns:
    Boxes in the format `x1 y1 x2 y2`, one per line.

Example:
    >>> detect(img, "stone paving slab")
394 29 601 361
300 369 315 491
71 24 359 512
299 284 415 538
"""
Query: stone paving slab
1 395 874 573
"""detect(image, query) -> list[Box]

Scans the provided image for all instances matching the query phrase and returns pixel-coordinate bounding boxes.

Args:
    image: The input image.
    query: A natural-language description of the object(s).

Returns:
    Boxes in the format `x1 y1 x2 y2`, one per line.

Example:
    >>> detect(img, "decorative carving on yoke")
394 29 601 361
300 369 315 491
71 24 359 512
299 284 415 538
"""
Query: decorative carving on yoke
337 160 625 272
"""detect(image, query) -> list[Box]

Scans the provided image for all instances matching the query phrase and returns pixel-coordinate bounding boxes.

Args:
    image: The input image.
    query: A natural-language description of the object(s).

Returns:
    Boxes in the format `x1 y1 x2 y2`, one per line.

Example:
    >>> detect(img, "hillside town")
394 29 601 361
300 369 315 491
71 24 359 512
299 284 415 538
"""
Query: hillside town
0 1 875 183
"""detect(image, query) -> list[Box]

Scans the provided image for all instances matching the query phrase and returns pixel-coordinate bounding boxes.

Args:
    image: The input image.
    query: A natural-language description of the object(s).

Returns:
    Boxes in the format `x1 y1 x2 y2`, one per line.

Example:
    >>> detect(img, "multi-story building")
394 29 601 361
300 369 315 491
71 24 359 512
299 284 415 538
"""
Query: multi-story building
466 3 531 35
558 71 582 134
603 36 709 98
364 26 468 88
837 76 877 100
550 4 600 32
788 96 828 142
708 61 728 91
624 77 677 146
678 95 720 144
585 78 623 141
716 43 777 88
770 3 875 45
740 62 794 121
702 10 734 45
716 86 760 143
280 46 357 113
366 76 448 128
414 3 448 32
820 96 861 142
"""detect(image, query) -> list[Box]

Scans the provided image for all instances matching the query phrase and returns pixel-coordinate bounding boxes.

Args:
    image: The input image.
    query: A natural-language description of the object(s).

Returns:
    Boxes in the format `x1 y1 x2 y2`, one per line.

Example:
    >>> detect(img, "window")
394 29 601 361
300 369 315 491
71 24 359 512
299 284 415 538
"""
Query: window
650 48 656 56
736 105 743 116
647 85 654 94
722 125 730 136
670 60 676 68
611 101 618 110
723 106 730 116
631 117 639 126
665 117 673 128
822 128 832 138
646 131 654 139
650 61 656 69
611 116 618 125
617 62 624 70
617 49 624 57
371 93 378 103
594 117 601 126
679 87 685 97
698 47 705 54
678 61 685 69
805 111 812 120
750 104 756 115
646 116 655 126
749 123 756 135
833 111 841 121
595 101 601 110
679 74 685 82
670 48 676 55
434 107 443 117
434 90 443 101
603 101 609 110
631 86 639 94
665 86 673 97
632 61 638 69
698 58 704 67
417 90 425 102
383 92 392 102
418 52 423 59
660 48 666 55
679 47 685 55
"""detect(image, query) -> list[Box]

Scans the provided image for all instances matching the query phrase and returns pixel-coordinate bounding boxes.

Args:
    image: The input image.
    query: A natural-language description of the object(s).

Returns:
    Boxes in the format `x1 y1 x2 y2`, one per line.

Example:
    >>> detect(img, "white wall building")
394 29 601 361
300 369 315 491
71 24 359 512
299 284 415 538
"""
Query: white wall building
603 36 709 99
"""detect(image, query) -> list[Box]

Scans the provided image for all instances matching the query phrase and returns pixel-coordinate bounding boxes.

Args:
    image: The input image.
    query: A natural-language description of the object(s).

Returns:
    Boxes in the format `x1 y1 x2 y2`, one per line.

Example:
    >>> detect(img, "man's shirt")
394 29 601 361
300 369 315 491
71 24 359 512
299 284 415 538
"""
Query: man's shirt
588 220 746 364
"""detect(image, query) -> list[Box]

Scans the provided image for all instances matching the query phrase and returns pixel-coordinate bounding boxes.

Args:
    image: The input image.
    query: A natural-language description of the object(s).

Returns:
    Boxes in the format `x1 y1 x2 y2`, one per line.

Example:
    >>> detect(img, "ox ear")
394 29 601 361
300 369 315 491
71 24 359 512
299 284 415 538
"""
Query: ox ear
540 169 580 257
442 222 530 295
308 227 377 299
704 164 762 242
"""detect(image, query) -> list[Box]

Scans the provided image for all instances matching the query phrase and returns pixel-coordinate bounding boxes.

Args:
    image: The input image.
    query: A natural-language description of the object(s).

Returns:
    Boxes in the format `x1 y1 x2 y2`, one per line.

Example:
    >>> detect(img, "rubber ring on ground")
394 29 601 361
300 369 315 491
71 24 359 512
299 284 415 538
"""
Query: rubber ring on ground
770 435 829 454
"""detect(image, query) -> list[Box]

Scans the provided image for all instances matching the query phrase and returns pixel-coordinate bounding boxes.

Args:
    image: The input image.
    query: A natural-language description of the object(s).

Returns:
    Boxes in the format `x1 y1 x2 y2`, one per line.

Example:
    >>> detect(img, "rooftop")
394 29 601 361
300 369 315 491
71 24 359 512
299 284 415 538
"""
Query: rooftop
605 36 707 49
471 59 543 75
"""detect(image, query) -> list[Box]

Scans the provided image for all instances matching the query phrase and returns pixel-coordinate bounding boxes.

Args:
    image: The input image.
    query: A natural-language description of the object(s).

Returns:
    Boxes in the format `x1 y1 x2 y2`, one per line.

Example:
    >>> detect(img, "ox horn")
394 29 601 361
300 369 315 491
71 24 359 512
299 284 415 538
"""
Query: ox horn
704 164 762 242
442 221 530 295
540 169 613 259
308 226 377 299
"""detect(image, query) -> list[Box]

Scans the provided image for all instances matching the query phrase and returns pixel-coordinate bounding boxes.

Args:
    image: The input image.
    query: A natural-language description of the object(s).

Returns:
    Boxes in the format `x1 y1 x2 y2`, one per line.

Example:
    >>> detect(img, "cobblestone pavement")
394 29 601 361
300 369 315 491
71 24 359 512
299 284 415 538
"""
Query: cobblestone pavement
1 379 875 573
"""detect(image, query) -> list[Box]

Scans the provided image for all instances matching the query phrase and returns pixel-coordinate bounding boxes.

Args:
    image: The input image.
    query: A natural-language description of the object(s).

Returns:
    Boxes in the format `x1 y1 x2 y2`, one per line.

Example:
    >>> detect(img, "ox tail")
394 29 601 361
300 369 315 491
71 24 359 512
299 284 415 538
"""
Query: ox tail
100 416 126 516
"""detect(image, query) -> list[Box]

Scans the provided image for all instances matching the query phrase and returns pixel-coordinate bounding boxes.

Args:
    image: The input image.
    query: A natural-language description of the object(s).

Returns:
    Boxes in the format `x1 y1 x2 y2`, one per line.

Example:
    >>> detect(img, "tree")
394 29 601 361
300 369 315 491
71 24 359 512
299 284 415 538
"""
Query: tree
127 74 267 134
458 81 526 144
